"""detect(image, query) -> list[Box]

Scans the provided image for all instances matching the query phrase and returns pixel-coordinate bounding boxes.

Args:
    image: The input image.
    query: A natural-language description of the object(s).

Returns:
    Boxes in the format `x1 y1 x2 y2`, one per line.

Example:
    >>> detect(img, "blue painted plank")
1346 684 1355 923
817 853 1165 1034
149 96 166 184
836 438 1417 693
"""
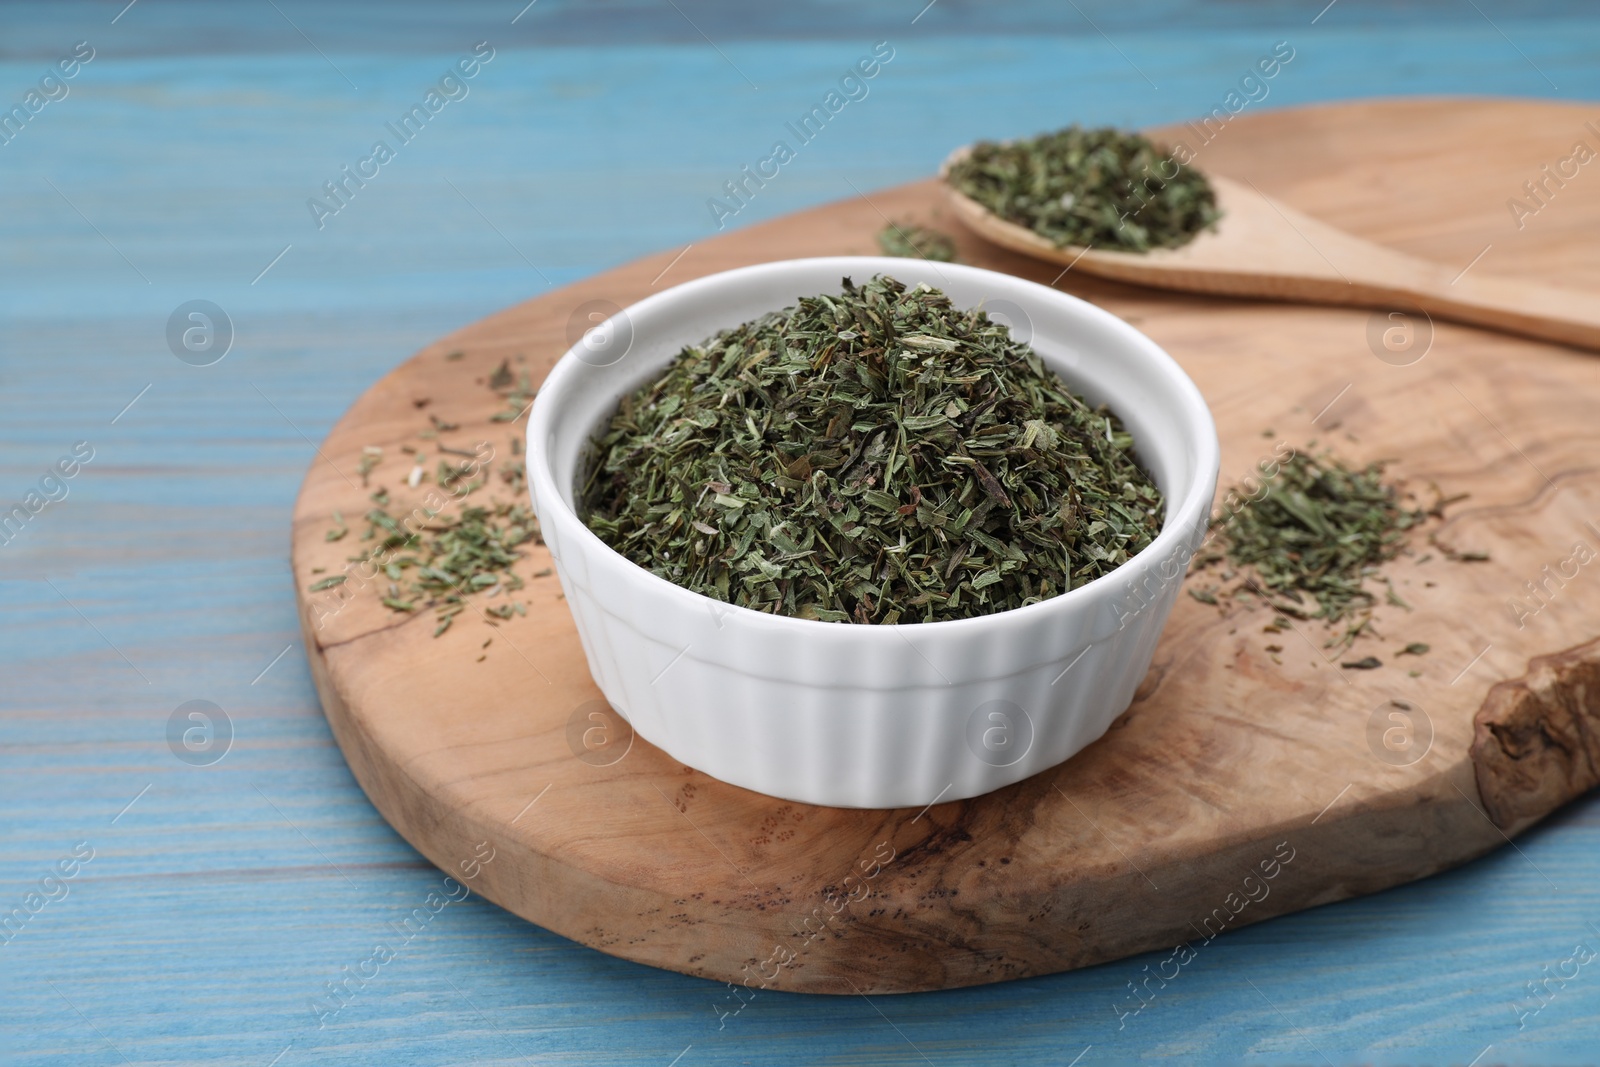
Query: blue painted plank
3 3 1600 1064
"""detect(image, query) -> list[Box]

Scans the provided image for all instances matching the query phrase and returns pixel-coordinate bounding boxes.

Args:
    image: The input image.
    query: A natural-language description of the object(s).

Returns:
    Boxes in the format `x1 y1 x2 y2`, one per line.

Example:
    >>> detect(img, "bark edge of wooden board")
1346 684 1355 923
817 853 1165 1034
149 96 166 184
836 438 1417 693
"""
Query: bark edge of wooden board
1474 635 1600 833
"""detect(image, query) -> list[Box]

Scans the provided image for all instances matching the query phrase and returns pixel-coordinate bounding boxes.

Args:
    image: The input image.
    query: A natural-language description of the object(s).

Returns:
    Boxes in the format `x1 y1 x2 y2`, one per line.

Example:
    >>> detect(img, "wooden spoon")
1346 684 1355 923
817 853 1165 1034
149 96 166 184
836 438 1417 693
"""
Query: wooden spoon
942 147 1600 352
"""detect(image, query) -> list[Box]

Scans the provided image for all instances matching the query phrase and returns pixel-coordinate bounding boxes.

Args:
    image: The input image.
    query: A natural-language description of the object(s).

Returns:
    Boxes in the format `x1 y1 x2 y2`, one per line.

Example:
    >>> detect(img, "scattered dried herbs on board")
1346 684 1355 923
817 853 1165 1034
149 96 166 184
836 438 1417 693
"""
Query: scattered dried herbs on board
488 358 538 423
1190 449 1433 653
349 499 541 637
310 350 550 642
877 222 958 262
944 125 1220 253
579 274 1165 625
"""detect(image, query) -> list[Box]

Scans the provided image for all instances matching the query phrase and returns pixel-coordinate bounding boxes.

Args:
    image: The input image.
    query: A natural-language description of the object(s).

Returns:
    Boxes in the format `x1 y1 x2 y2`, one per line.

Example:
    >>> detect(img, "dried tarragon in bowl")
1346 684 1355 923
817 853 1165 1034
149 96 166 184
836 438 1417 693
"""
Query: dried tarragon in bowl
945 125 1220 253
579 274 1164 625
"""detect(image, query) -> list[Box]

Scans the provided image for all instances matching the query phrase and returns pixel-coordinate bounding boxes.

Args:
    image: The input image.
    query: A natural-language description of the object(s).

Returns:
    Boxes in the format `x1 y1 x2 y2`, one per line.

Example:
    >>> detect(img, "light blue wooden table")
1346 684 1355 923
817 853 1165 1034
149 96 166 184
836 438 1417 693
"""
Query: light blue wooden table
4 2 1600 1063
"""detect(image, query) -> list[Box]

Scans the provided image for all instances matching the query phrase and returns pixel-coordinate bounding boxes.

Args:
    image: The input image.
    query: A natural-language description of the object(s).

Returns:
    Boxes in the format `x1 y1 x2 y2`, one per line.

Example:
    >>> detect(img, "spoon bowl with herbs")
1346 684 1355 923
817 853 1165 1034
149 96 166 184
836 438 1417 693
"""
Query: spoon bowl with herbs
943 125 1600 352
528 258 1218 808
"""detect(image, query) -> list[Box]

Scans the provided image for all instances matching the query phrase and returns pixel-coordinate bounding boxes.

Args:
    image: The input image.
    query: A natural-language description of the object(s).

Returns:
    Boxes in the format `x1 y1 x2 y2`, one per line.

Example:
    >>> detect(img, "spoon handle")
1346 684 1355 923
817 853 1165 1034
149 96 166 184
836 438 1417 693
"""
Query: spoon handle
1209 180 1600 352
1199 179 1600 352
1400 269 1600 352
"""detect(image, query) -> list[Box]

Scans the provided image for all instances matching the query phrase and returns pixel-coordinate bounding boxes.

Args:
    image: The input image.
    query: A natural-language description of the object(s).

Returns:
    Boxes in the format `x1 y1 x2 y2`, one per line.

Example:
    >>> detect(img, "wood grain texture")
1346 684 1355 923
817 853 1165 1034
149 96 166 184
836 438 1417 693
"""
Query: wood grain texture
289 98 1600 995
944 165 1600 351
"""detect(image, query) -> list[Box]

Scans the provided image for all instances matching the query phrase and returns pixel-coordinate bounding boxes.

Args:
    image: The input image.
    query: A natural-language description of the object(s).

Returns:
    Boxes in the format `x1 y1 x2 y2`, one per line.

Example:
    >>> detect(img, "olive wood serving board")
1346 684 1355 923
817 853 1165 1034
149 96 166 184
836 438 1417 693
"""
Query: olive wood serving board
291 98 1600 995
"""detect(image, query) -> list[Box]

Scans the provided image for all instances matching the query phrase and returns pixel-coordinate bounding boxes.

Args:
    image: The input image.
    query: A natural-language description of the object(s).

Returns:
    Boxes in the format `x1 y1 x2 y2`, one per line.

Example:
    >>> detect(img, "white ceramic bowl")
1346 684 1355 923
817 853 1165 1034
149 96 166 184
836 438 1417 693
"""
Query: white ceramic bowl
528 257 1218 808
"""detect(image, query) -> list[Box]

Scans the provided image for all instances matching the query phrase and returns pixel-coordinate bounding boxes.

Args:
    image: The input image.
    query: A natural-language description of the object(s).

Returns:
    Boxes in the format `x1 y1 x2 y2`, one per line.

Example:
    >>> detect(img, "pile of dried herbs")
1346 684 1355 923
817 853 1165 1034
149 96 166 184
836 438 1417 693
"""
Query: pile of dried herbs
945 125 1220 253
358 500 542 636
877 222 957 262
1190 450 1428 640
580 274 1165 625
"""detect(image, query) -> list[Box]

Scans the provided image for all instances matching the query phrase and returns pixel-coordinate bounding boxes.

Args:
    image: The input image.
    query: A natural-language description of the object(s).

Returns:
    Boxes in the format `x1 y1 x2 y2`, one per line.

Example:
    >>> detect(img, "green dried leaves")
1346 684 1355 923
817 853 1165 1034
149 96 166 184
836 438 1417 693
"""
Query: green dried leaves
877 222 957 262
1195 451 1426 625
945 125 1220 253
488 358 536 422
354 500 540 635
580 274 1164 625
